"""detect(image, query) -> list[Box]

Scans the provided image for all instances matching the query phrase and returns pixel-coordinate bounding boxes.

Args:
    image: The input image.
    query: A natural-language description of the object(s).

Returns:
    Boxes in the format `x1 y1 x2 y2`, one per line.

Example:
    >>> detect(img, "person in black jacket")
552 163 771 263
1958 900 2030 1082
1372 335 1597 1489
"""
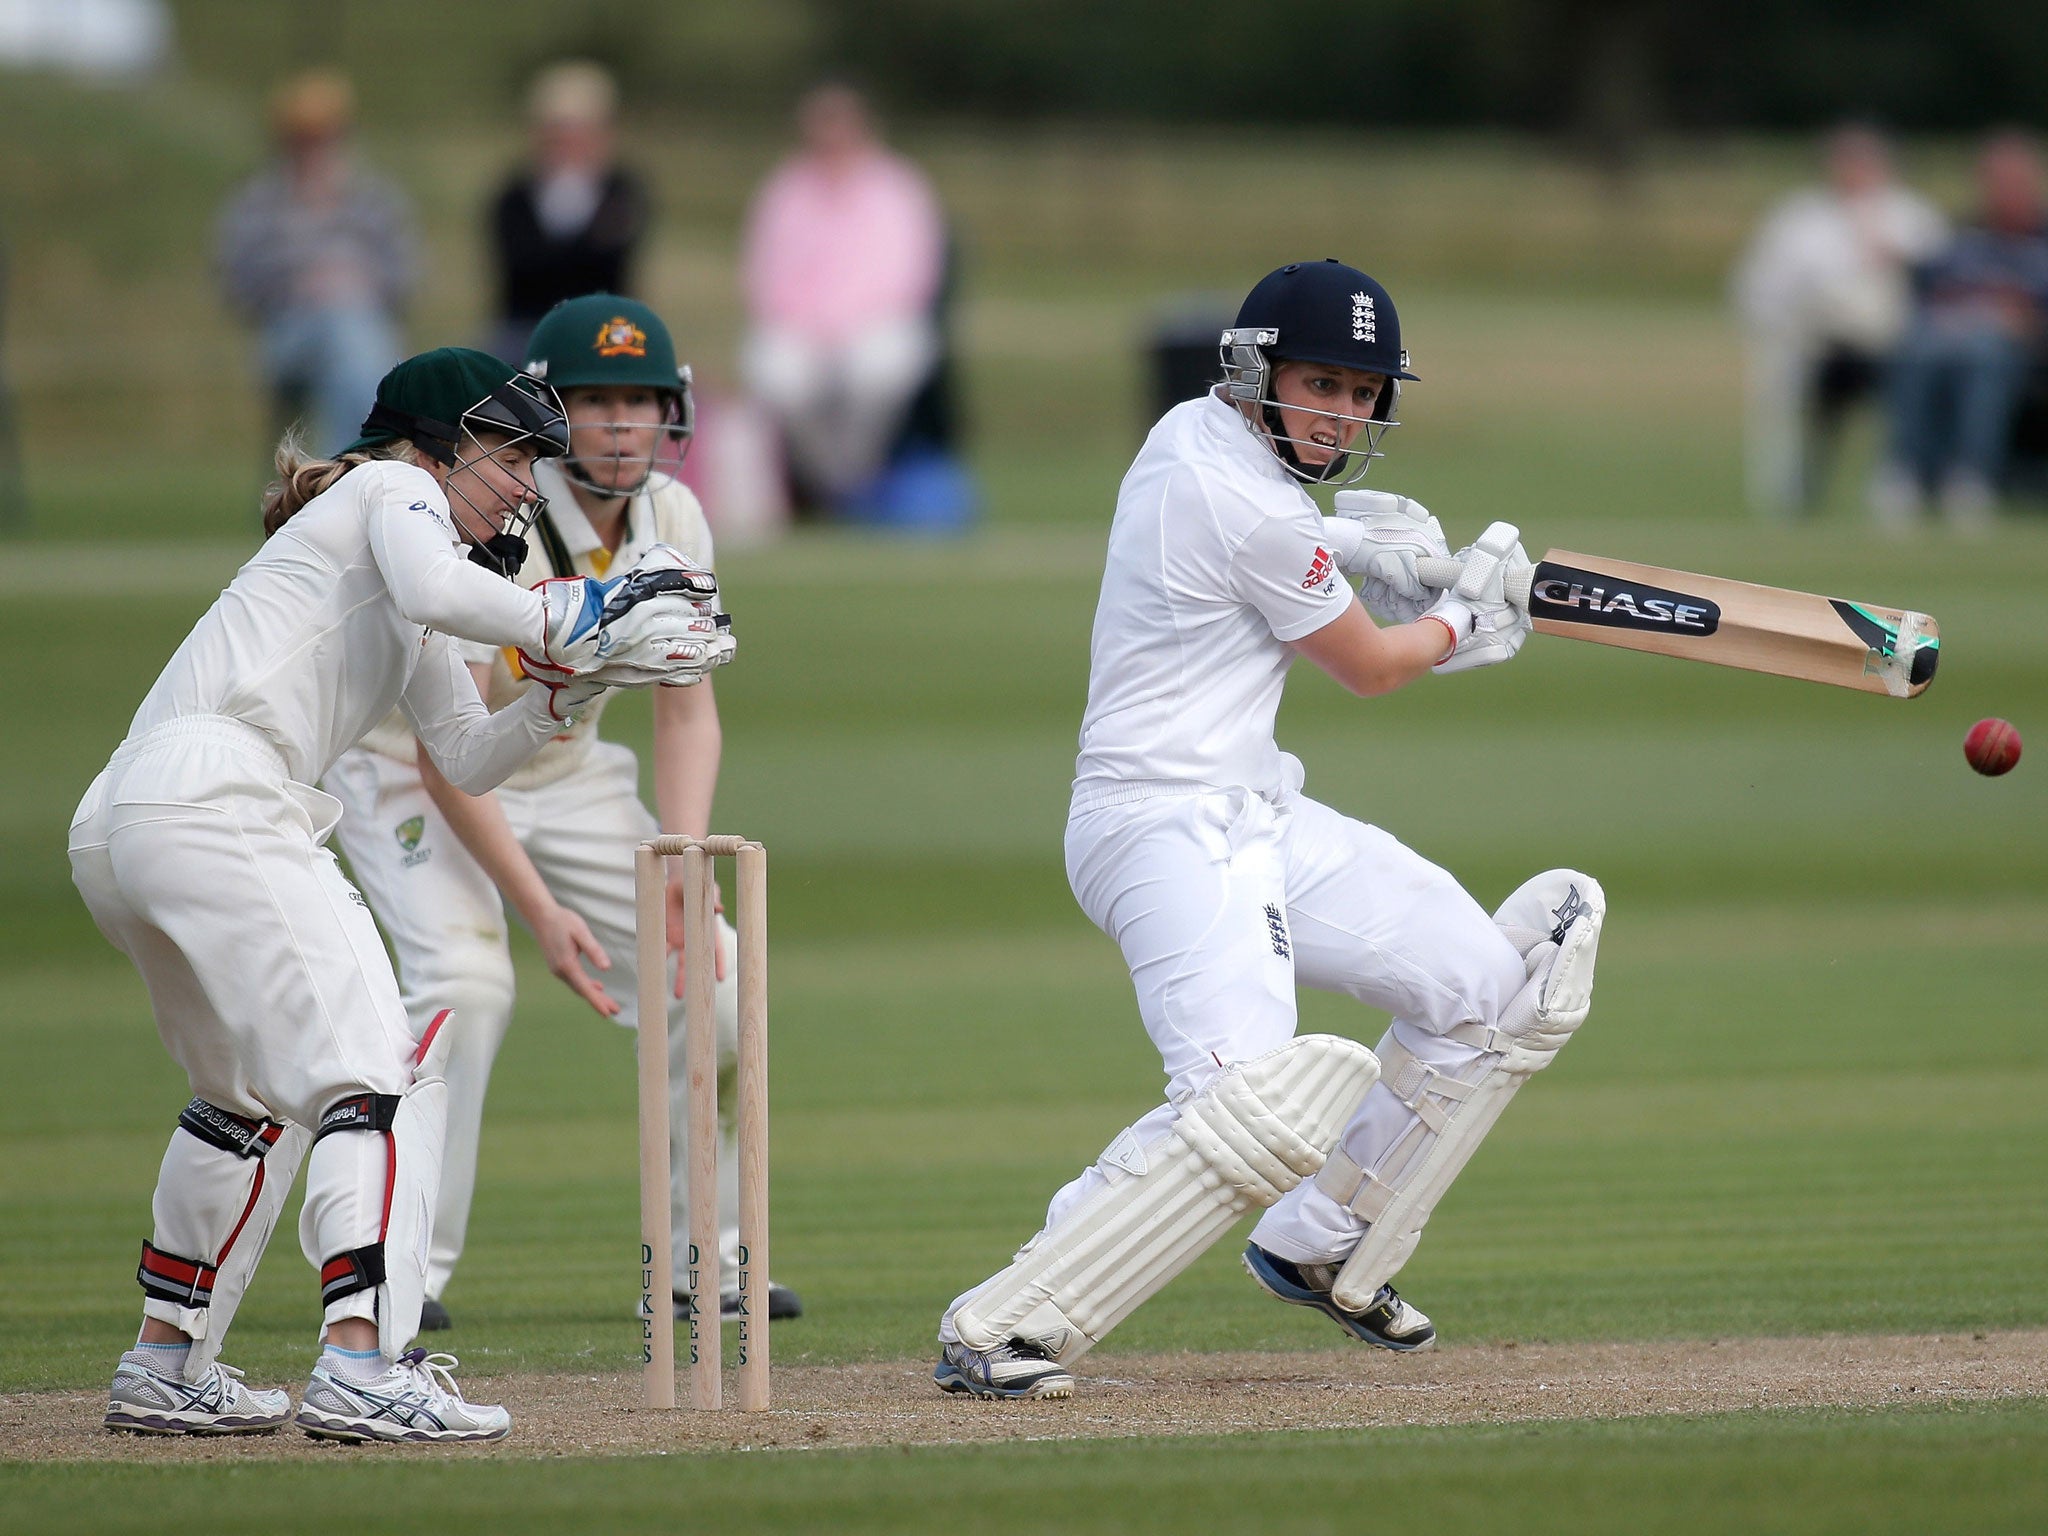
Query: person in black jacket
485 62 648 364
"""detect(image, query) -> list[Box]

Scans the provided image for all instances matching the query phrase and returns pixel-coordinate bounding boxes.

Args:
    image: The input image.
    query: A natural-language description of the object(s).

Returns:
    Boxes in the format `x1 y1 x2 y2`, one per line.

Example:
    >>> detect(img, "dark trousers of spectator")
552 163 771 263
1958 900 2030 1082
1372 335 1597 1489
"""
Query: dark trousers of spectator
1800 345 1882 507
1884 321 2032 494
264 302 403 457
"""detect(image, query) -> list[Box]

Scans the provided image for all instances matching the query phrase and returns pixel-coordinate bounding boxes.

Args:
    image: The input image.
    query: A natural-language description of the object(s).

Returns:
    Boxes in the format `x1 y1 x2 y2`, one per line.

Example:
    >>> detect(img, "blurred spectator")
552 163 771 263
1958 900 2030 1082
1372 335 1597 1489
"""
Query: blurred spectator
1873 132 2048 529
1732 125 1946 518
487 61 648 365
740 83 959 520
216 69 414 455
0 0 170 80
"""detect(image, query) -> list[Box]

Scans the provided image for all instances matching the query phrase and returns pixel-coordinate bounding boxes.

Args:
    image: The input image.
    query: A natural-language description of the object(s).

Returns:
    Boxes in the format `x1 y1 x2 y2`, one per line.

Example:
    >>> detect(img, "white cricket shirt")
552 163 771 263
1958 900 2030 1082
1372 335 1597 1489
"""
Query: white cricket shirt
1072 391 1354 802
127 460 560 791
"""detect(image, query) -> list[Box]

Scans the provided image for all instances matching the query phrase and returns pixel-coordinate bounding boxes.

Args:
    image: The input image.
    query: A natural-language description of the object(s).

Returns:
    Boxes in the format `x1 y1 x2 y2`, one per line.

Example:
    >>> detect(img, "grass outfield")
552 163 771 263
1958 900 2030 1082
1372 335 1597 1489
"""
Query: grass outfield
8 1403 2048 1534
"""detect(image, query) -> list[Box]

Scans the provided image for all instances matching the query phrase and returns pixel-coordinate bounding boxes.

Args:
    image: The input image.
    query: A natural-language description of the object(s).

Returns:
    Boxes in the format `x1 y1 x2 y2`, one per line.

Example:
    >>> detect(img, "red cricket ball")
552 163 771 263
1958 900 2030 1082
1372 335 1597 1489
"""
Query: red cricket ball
1964 718 2022 777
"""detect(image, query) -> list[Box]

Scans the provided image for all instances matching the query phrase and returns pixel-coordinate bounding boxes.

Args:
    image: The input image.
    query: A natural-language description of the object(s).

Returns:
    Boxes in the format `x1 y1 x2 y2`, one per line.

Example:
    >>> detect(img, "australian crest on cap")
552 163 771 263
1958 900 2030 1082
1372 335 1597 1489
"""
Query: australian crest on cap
595 317 648 358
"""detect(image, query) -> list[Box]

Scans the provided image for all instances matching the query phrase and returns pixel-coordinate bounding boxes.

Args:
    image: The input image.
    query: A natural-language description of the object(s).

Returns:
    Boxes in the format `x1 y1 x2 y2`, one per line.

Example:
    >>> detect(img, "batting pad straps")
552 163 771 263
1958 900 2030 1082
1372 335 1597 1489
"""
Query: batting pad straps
313 1092 401 1143
138 1242 218 1309
1326 869 1604 1314
177 1098 287 1160
319 1244 387 1307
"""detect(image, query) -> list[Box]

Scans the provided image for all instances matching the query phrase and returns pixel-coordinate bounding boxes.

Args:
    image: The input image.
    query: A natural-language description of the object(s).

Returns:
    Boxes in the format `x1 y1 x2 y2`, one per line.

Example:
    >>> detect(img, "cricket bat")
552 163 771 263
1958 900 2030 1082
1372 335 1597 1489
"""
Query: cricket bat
1413 549 1940 699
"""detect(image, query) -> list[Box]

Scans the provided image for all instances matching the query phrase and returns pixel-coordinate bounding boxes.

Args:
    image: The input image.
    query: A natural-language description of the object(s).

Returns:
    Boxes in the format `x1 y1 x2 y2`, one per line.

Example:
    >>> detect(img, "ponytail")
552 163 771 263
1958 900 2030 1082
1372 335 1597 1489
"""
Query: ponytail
260 428 420 535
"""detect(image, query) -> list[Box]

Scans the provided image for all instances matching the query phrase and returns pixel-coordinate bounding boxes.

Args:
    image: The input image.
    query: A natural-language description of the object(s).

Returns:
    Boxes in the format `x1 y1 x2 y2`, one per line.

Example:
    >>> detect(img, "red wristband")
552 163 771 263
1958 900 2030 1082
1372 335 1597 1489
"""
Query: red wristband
1422 615 1459 663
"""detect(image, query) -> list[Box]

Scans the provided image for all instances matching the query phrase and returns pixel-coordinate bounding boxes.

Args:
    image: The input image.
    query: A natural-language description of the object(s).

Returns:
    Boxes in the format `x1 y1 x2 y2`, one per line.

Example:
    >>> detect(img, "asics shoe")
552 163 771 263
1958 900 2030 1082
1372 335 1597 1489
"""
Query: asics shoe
1243 1242 1437 1351
104 1352 290 1435
295 1347 510 1443
934 1339 1075 1400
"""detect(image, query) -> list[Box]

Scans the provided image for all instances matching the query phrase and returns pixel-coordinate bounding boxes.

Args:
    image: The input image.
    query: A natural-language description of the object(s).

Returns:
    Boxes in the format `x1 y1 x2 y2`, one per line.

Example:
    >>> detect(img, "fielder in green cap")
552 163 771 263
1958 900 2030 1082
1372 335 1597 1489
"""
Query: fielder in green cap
324 296 805 1333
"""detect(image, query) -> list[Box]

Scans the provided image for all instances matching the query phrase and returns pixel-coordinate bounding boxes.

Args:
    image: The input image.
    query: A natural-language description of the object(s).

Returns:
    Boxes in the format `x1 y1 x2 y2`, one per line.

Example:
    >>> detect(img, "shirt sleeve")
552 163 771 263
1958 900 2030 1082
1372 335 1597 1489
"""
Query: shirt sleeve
1227 508 1354 642
399 633 561 794
361 464 548 650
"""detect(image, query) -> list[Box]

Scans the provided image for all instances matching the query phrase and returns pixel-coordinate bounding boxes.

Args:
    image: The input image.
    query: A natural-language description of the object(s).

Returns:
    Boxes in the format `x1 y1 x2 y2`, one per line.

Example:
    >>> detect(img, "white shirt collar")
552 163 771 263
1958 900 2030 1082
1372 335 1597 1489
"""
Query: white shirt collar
1197 387 1294 485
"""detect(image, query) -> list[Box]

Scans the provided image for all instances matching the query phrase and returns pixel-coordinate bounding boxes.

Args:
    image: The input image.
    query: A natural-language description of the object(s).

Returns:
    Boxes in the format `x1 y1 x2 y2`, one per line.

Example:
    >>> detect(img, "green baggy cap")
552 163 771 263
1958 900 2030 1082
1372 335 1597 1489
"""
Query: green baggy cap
344 346 570 464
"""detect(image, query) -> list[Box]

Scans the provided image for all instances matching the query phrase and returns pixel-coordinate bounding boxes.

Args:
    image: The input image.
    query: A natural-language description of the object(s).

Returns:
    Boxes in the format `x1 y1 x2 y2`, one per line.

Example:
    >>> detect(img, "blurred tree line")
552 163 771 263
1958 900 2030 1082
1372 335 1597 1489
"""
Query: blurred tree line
172 0 2046 141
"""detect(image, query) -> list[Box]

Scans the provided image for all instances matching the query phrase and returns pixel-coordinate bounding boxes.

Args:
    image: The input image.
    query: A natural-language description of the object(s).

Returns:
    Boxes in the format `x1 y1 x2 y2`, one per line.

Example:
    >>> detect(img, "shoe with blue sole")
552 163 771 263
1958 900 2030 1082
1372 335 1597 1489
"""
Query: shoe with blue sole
1242 1242 1436 1351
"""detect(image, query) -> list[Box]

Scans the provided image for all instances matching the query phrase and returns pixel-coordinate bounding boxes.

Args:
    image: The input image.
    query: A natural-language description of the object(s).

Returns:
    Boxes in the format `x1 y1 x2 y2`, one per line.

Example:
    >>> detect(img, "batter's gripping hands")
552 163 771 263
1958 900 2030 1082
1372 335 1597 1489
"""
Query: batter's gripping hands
1434 521 1531 674
520 545 736 689
1326 490 1452 625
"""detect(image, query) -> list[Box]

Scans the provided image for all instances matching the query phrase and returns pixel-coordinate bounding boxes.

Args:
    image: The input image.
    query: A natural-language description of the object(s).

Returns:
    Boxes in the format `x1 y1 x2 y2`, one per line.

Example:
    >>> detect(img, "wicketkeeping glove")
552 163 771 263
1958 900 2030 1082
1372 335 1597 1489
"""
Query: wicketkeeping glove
518 544 735 689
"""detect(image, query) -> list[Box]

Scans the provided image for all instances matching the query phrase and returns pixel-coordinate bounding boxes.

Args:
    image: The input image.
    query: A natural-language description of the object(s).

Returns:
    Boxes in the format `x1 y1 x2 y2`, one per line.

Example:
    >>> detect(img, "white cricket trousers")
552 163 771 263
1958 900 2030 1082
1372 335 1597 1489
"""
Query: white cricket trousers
69 716 422 1338
325 739 741 1298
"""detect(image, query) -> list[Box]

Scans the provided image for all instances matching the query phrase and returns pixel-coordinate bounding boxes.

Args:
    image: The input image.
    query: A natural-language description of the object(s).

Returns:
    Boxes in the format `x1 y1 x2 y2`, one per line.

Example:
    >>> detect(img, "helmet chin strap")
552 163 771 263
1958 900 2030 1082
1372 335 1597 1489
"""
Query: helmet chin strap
466 530 530 577
1258 403 1351 483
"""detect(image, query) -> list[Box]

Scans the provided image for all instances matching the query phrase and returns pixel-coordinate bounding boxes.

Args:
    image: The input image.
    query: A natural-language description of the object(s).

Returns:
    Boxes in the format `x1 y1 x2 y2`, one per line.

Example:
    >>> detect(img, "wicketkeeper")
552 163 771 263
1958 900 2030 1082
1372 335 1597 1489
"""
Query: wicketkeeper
71 348 731 1442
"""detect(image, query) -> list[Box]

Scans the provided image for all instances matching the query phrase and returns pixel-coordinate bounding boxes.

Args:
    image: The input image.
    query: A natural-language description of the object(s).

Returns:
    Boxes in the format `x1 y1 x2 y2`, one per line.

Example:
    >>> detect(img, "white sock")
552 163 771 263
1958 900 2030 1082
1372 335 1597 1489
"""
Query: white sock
320 1344 387 1382
131 1337 192 1373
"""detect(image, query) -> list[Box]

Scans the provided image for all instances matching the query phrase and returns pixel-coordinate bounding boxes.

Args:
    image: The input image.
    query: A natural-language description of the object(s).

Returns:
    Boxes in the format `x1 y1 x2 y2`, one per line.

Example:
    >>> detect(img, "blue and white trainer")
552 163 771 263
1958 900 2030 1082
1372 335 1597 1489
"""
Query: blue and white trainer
934 1339 1074 1400
104 1351 291 1435
1242 1242 1437 1351
295 1347 511 1443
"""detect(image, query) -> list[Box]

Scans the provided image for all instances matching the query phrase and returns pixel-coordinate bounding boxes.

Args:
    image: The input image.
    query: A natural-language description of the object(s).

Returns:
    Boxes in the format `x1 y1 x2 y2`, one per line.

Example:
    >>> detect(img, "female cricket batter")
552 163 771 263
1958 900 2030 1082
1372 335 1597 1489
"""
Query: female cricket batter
934 260 1604 1400
70 348 732 1441
325 295 799 1333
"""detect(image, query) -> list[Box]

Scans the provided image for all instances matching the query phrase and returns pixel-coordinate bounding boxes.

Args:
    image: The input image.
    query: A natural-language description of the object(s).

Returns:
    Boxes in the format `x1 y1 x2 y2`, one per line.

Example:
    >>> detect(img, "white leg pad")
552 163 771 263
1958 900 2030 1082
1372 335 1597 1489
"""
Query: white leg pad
1327 871 1604 1313
952 1033 1380 1365
179 1124 310 1378
296 1011 455 1358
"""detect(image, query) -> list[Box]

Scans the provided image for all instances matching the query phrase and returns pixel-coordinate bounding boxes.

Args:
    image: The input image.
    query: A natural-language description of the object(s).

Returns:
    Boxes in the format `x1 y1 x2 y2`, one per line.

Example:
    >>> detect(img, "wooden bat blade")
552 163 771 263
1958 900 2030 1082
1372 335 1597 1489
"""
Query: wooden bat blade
1527 550 1939 698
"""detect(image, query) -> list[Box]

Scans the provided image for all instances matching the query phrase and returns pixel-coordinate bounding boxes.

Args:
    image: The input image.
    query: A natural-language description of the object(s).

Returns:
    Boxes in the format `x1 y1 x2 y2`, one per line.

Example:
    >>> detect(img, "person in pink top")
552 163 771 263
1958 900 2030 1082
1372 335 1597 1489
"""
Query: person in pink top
740 83 945 505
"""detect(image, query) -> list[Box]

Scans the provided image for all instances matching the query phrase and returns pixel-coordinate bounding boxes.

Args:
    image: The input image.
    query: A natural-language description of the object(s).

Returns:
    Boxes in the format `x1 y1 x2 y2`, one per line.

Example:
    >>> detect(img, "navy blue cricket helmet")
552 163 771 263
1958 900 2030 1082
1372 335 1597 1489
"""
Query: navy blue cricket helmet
1220 259 1417 485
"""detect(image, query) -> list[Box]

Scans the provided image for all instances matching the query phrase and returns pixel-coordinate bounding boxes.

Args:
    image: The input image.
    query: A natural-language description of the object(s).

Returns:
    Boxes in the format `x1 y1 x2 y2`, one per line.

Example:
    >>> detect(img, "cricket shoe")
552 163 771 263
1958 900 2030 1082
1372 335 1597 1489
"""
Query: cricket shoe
417 1298 452 1332
933 1339 1075 1401
295 1348 510 1443
1242 1242 1437 1352
672 1283 805 1323
104 1351 290 1435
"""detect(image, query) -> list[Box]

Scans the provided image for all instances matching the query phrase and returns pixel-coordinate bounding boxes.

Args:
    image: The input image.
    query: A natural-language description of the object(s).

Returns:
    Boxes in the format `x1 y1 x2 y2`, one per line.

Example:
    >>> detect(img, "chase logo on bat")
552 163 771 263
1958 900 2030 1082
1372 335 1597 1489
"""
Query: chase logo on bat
1528 563 1721 636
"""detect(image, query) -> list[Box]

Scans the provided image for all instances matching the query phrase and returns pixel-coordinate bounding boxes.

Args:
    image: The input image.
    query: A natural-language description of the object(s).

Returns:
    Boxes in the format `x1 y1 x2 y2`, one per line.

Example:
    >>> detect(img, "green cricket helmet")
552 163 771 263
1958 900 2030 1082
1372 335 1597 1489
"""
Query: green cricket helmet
346 346 569 576
522 294 694 496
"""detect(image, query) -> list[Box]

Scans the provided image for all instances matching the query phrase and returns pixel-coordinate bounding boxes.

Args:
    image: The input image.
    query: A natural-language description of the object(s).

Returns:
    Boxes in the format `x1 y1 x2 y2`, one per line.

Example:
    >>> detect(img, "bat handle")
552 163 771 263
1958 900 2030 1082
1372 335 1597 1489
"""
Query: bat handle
1413 556 1535 608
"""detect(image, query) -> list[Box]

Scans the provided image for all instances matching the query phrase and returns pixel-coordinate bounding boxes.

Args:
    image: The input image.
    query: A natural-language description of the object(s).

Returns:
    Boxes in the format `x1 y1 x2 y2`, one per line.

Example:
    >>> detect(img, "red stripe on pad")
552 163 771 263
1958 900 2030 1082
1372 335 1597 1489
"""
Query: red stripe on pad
414 1008 451 1071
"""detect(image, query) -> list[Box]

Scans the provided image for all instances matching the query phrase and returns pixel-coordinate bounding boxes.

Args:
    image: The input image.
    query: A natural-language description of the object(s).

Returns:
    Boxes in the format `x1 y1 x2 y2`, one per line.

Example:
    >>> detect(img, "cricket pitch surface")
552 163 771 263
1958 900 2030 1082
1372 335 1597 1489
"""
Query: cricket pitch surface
7 1329 2046 1460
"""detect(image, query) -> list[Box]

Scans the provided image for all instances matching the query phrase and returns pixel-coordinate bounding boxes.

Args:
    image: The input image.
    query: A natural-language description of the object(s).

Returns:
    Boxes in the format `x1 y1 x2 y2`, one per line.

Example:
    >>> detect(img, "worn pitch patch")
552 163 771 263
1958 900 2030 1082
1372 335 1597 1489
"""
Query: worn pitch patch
6 1330 2046 1461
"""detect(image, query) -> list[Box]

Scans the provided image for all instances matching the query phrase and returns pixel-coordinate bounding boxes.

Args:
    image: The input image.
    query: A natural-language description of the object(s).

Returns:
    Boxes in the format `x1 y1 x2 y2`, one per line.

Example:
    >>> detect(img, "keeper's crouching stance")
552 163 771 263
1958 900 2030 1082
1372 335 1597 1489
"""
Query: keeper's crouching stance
72 348 733 1441
935 261 1602 1400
